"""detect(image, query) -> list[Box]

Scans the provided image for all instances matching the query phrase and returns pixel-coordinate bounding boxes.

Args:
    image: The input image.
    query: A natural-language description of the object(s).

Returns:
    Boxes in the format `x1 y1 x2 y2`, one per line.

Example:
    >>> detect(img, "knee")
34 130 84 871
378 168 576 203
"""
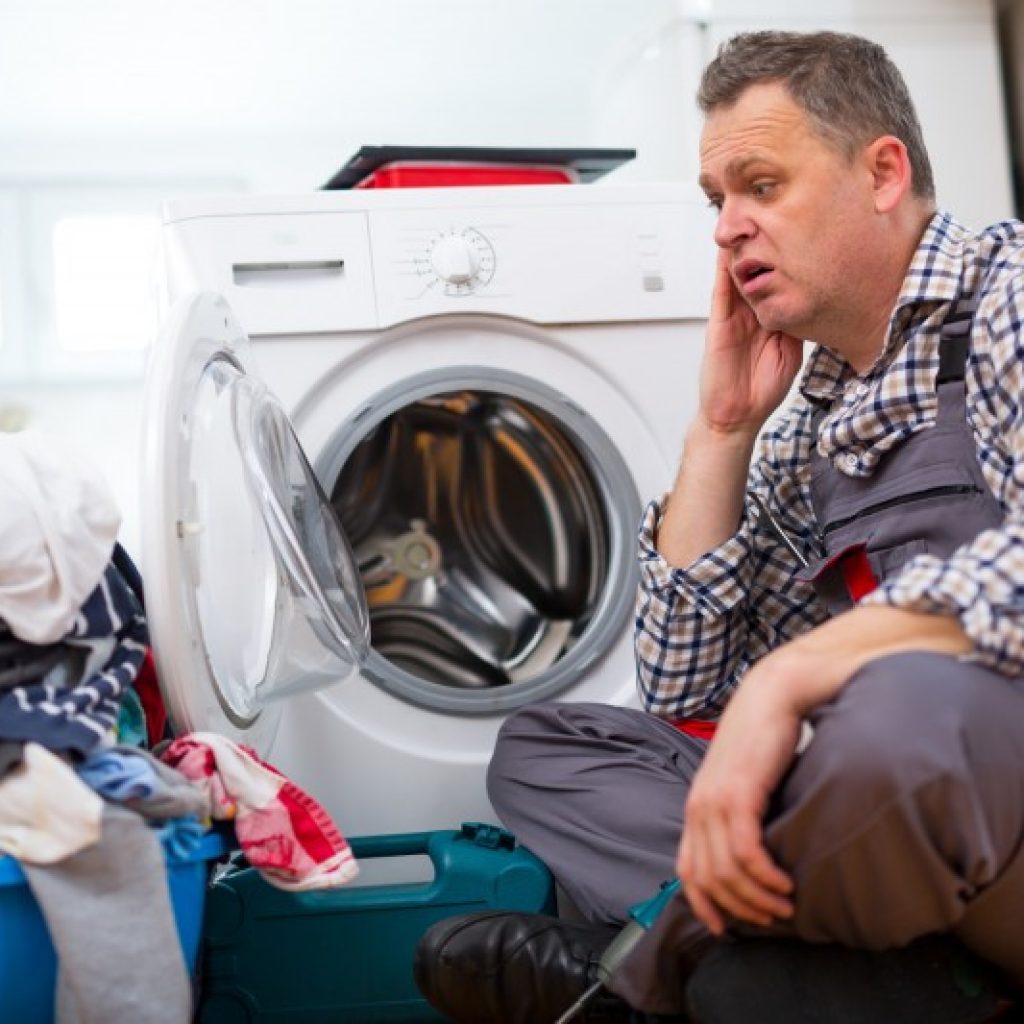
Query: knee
487 701 624 812
787 653 977 807
486 707 533 796
486 702 569 808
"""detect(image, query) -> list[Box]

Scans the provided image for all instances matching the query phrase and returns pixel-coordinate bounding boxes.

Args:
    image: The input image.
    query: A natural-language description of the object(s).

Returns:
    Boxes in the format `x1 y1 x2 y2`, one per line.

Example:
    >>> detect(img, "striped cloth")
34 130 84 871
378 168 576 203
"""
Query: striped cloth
635 211 1024 719
0 559 148 756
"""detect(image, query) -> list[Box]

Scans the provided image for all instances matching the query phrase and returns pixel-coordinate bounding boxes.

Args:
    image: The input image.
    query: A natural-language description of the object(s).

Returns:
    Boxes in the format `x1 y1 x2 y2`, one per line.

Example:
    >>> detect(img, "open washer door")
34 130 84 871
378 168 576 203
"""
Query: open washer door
141 291 370 754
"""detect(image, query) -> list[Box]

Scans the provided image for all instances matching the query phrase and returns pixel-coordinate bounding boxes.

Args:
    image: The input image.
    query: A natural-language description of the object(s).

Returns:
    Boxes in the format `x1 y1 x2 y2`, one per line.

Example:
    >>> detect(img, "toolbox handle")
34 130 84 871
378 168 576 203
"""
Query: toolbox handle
348 832 435 859
348 824 516 860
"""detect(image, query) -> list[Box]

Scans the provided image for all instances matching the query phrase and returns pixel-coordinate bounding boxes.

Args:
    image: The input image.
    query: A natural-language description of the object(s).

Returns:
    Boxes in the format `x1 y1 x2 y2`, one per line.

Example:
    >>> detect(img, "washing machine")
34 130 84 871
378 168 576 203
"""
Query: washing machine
143 183 715 844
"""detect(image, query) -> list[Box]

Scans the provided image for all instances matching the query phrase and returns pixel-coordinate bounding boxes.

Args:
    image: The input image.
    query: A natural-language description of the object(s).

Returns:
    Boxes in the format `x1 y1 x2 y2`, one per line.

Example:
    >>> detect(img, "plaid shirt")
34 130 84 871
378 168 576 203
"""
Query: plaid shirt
635 211 1024 719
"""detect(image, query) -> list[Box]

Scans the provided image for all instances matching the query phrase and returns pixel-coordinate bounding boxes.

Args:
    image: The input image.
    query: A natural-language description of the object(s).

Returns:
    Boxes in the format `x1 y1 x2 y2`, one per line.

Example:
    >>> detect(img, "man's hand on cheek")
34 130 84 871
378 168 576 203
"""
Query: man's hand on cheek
699 246 803 437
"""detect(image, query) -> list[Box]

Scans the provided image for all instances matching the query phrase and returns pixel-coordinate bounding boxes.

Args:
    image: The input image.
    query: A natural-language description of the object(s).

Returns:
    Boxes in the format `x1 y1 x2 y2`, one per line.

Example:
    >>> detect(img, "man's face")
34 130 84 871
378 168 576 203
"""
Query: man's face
699 81 878 342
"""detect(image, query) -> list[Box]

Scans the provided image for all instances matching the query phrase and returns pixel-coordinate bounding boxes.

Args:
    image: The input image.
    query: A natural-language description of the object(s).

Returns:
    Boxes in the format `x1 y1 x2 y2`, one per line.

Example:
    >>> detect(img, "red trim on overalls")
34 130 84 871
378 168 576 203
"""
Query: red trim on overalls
670 719 718 740
839 546 879 601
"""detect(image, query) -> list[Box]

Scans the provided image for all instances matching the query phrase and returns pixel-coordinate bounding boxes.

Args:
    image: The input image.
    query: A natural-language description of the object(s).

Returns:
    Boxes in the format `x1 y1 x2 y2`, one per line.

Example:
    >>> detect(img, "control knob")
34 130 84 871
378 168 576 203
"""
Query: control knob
429 234 481 284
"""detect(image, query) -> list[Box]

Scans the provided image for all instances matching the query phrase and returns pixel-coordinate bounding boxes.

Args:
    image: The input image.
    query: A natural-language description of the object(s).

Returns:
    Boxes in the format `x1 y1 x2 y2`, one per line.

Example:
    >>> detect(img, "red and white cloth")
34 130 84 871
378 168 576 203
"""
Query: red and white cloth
160 731 358 891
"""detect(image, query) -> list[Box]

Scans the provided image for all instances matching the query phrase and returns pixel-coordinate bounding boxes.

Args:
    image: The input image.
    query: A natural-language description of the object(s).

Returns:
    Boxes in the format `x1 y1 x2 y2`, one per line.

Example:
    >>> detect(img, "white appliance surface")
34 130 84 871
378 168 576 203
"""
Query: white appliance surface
148 183 716 844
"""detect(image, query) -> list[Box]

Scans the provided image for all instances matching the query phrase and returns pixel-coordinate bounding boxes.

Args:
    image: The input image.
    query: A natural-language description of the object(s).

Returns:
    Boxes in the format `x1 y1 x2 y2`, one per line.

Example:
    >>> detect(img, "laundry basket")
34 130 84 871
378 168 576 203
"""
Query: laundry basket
0 826 230 1023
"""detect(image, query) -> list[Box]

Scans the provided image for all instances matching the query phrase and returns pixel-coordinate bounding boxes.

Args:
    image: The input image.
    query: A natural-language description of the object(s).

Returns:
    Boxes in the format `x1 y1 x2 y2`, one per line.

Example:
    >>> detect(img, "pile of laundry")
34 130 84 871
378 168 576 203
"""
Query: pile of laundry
0 430 358 1024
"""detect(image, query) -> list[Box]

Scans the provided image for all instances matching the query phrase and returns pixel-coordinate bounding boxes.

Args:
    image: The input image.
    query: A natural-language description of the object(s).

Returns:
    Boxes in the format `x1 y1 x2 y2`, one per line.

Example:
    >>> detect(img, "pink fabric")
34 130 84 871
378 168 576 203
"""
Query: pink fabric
160 732 358 891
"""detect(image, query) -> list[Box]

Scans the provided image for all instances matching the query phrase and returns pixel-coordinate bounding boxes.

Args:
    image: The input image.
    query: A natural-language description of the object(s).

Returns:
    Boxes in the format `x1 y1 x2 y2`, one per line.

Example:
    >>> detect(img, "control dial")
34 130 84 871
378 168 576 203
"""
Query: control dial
431 234 480 284
418 228 496 295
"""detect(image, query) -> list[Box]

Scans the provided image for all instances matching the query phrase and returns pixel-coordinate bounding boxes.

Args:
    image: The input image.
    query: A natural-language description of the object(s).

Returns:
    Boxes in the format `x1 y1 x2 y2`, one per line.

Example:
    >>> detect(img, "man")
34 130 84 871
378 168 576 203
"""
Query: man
415 30 1024 1024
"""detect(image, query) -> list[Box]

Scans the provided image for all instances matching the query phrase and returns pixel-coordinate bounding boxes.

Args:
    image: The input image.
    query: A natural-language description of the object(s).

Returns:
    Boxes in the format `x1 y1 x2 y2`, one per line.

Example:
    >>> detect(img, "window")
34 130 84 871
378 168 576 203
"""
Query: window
53 213 160 357
0 189 20 373
0 180 238 383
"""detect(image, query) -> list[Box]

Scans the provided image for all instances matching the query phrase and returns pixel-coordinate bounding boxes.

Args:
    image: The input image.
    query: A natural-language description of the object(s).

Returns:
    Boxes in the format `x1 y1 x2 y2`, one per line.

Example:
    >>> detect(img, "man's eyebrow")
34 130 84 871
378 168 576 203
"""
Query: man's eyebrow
699 154 776 193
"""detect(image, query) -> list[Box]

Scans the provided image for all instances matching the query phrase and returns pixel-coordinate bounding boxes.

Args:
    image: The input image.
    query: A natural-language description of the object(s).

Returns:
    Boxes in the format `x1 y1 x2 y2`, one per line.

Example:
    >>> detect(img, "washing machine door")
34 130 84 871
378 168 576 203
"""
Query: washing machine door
141 291 370 752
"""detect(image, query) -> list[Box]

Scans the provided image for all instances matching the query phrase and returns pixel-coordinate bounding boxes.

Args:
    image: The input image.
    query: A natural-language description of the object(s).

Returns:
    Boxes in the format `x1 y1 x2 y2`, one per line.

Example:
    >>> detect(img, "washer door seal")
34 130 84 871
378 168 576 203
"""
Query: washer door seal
319 366 640 716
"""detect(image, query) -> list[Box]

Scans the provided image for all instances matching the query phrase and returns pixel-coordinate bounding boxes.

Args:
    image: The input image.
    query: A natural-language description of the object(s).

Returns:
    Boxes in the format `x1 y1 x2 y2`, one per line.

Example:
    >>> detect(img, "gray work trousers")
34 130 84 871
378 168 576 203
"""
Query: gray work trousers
487 652 1024 1015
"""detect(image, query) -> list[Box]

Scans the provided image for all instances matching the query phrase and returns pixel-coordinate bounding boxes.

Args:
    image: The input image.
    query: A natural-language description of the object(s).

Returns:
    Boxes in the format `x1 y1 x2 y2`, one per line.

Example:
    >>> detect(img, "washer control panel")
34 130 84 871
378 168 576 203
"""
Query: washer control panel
161 187 717 334
370 198 715 325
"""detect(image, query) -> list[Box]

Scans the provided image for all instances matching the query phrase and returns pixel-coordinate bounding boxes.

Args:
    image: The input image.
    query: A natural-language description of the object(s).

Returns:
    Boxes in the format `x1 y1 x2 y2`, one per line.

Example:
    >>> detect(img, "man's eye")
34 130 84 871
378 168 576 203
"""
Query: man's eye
705 196 723 212
751 181 776 199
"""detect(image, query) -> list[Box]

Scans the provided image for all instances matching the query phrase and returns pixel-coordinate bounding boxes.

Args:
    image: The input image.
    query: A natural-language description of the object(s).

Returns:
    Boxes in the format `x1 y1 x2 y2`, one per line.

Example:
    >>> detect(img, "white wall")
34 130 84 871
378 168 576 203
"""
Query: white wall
997 0 1024 210
11 383 143 553
594 0 1015 229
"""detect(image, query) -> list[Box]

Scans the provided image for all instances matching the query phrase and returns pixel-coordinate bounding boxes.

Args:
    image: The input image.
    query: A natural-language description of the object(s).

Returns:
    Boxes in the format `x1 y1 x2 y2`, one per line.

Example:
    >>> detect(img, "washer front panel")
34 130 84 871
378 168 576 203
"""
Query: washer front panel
153 186 710 837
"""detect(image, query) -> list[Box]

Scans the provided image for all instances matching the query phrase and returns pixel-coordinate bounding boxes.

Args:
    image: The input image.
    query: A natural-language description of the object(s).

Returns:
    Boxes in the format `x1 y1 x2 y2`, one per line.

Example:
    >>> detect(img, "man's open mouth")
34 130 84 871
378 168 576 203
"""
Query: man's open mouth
734 259 774 293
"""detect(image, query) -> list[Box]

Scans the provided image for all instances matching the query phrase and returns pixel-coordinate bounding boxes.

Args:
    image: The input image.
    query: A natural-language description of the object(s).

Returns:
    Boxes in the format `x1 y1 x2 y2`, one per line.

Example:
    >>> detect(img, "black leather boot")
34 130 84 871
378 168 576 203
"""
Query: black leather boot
413 910 634 1024
685 935 1014 1024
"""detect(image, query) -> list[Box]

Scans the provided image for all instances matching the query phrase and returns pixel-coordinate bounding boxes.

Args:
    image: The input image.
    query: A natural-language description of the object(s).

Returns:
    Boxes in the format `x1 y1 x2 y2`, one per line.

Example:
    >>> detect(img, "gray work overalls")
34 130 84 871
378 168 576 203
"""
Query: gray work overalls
488 300 1024 1014
802 298 1002 613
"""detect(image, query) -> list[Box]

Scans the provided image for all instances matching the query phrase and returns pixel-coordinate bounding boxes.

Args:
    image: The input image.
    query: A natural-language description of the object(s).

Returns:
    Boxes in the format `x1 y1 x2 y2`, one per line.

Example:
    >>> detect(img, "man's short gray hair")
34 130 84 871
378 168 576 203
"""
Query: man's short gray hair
698 31 935 201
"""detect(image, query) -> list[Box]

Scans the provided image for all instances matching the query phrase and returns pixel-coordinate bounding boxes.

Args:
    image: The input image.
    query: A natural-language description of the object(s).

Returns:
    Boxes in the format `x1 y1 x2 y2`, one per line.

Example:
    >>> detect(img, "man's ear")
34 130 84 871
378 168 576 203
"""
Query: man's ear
865 135 912 213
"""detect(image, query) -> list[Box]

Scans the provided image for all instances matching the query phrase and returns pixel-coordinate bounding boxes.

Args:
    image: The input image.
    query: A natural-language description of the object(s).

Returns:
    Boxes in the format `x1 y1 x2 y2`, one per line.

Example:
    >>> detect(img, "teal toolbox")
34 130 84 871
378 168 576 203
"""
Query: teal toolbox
198 822 556 1022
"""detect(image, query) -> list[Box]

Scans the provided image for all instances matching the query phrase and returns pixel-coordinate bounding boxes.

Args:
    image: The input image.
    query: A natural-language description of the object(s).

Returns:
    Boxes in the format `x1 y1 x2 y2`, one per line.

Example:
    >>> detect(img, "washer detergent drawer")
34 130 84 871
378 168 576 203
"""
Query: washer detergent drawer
198 823 555 1023
165 212 378 336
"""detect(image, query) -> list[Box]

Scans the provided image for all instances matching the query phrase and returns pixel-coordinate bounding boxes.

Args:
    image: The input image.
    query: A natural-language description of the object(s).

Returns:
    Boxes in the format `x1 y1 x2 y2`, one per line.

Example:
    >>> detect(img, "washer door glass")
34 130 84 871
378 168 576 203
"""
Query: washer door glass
187 356 369 723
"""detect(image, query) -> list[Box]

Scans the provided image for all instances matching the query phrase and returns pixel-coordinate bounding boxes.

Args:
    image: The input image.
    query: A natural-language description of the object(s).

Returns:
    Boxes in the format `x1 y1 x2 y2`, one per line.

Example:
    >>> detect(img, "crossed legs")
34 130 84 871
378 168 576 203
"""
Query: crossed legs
487 653 1024 1014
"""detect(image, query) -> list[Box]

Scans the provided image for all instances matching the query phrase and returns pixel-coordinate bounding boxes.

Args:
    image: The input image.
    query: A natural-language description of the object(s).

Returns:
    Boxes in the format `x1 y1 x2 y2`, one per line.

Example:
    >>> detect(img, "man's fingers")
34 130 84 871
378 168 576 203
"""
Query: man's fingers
683 878 726 936
681 806 796 929
728 812 794 897
679 833 726 935
710 246 737 322
702 814 777 926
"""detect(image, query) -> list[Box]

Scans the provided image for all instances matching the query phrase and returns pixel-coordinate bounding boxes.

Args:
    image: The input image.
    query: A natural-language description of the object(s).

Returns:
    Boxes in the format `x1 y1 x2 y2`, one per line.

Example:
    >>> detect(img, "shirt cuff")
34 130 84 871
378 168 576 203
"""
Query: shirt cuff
637 497 754 619
859 554 1024 677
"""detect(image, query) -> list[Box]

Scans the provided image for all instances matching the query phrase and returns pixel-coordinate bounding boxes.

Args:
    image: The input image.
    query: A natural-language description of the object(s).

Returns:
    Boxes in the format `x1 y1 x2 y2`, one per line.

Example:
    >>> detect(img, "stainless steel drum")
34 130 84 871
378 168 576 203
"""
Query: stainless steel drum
319 369 640 715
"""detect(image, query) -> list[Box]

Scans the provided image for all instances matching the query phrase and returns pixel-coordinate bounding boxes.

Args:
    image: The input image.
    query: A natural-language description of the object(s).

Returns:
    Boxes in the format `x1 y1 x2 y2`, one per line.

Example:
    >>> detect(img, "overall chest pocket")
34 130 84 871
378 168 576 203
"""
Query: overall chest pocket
806 455 992 613
816 459 984 561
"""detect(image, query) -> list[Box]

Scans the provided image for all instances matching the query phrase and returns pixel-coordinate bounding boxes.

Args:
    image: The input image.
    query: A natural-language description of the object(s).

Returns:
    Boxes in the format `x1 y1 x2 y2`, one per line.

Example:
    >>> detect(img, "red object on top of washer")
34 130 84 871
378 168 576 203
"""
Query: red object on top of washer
354 162 576 189
322 146 636 190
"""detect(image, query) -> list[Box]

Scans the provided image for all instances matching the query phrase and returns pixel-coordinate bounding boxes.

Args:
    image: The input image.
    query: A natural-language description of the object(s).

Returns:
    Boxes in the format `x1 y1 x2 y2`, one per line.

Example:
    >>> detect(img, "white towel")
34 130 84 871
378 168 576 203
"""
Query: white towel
0 742 103 864
0 431 120 644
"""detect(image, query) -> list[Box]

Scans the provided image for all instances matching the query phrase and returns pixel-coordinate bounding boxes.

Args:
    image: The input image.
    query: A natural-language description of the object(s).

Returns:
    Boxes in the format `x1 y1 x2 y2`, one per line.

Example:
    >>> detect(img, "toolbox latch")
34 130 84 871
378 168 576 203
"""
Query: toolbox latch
460 822 516 851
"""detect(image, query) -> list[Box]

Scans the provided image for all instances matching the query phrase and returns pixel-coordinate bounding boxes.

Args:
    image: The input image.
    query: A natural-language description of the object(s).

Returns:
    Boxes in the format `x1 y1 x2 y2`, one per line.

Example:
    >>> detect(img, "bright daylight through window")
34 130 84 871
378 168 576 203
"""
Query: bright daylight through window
53 214 159 355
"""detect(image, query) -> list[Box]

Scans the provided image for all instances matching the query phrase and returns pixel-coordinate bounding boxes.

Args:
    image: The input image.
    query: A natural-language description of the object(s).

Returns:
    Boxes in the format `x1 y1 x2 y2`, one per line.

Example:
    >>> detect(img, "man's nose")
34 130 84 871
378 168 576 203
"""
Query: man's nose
713 199 755 249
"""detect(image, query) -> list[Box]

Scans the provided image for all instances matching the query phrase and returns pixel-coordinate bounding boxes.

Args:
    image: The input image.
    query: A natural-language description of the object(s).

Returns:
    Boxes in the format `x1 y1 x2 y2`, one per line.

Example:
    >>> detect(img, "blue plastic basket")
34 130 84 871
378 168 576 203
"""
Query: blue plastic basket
0 826 230 1024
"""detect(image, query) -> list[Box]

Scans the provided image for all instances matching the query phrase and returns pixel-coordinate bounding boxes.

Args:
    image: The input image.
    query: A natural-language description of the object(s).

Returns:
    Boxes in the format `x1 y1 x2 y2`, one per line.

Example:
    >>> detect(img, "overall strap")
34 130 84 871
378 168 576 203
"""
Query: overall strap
806 291 978 454
936 296 978 385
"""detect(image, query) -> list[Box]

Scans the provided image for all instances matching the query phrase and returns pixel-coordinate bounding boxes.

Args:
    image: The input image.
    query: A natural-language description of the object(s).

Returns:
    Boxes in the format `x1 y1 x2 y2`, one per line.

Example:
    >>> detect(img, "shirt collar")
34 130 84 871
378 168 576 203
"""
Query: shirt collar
798 210 967 405
892 209 967 310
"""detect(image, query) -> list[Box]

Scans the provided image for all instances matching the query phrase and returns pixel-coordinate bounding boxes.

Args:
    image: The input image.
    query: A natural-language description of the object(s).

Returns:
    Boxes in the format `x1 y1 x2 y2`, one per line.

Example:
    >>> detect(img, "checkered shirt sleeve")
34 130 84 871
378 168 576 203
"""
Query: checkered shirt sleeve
634 405 828 719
